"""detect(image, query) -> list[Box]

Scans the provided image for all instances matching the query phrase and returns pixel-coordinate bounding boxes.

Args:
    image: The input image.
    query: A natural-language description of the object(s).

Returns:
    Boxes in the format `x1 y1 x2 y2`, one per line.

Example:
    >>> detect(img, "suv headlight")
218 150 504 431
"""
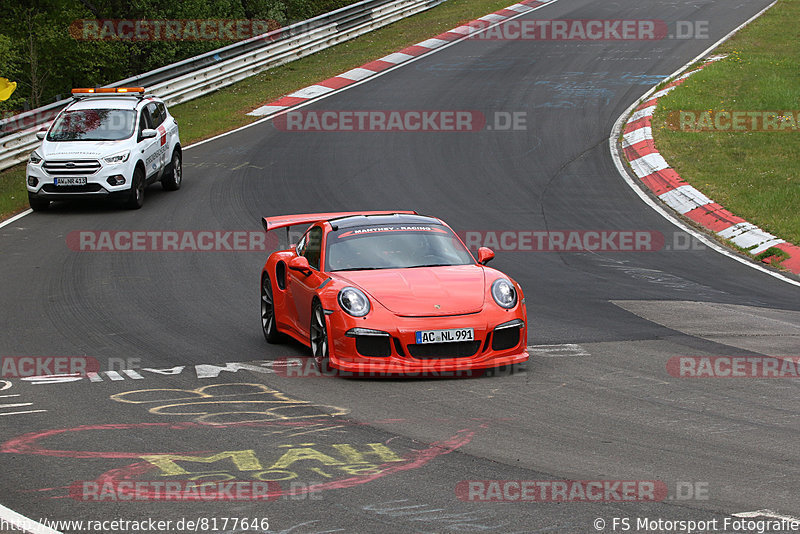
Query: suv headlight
491 278 518 309
338 287 370 317
104 150 130 165
29 151 43 165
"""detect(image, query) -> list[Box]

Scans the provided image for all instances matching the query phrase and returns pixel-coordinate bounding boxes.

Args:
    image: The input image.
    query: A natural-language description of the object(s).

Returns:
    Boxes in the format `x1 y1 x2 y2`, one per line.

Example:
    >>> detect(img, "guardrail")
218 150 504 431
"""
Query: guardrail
0 0 445 171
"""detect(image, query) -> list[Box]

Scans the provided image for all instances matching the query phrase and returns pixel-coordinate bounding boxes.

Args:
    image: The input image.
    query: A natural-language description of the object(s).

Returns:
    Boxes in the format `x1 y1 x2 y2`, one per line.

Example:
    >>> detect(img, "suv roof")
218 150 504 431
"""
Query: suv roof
67 97 143 111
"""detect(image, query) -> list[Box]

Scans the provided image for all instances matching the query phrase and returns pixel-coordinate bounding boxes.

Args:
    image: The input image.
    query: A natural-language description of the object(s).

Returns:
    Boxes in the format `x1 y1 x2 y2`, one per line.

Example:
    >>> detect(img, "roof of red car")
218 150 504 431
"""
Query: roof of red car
329 213 441 229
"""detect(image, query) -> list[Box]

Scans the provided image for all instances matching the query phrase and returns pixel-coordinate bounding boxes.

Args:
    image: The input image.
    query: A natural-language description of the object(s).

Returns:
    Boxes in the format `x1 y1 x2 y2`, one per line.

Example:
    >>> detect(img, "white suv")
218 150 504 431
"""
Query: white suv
26 87 181 210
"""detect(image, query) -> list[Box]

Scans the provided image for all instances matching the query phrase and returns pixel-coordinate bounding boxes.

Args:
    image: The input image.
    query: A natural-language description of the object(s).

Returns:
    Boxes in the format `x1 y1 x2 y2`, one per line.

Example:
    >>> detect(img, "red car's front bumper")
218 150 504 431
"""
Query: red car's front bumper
324 306 529 375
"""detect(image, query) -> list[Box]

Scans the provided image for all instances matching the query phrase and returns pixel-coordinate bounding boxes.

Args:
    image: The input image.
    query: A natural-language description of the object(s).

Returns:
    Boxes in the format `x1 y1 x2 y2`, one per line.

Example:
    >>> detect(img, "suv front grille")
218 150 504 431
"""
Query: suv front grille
41 183 104 193
43 160 101 176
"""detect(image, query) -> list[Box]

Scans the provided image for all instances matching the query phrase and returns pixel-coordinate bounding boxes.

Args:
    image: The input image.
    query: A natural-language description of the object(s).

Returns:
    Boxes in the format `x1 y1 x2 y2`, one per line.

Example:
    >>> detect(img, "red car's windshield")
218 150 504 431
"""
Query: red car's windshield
326 224 474 271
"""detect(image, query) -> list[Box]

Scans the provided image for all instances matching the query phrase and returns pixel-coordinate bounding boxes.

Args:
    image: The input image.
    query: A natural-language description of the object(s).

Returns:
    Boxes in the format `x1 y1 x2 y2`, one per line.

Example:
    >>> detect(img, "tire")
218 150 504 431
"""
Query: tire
310 301 333 373
161 149 182 191
28 193 49 212
261 273 285 344
124 167 145 210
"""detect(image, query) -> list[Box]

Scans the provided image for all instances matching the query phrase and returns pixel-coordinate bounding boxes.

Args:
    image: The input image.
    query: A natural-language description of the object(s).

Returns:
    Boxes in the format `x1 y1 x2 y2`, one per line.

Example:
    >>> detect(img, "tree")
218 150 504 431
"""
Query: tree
0 0 361 111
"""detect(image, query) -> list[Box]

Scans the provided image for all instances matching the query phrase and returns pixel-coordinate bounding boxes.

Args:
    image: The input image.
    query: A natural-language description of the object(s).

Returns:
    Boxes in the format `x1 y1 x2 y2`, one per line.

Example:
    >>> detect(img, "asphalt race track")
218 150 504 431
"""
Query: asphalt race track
1 1 798 533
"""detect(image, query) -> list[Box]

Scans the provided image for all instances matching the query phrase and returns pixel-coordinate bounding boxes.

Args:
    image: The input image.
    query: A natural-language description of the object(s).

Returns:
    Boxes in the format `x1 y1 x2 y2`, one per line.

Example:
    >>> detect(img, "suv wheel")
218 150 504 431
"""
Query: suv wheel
125 167 145 210
28 193 49 212
162 149 182 191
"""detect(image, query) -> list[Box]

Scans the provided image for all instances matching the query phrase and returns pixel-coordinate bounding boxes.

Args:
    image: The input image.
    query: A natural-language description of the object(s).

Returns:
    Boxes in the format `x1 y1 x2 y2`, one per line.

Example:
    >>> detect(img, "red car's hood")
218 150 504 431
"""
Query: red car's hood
335 265 486 317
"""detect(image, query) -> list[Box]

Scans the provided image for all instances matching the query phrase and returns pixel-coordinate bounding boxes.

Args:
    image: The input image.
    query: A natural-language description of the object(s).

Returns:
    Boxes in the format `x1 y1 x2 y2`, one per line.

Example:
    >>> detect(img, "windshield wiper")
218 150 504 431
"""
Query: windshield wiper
406 263 453 268
330 267 385 272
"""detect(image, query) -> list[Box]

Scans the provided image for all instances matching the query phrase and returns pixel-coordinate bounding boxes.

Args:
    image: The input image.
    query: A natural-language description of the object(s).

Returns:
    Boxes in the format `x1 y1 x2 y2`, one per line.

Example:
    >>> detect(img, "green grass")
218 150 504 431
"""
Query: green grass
0 166 27 219
652 0 800 245
0 0 518 220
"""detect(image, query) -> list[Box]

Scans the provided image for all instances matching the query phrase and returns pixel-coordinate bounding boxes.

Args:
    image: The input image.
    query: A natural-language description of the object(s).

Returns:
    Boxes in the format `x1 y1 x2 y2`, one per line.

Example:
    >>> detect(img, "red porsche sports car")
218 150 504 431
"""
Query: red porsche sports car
260 211 529 375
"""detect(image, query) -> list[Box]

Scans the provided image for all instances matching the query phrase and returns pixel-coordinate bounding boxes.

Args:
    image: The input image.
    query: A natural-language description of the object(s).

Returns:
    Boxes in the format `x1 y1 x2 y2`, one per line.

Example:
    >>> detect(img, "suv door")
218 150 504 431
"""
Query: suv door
157 101 178 141
148 102 169 174
137 105 160 178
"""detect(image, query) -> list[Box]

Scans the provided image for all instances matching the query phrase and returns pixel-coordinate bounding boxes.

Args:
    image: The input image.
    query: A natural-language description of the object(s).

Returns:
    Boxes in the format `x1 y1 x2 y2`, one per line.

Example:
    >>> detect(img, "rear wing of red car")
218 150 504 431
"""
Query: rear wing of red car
261 211 418 232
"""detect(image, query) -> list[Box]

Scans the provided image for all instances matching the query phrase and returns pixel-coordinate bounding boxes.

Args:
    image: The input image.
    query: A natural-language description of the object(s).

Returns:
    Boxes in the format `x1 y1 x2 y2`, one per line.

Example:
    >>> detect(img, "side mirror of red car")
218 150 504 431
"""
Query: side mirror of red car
288 256 311 275
477 247 495 265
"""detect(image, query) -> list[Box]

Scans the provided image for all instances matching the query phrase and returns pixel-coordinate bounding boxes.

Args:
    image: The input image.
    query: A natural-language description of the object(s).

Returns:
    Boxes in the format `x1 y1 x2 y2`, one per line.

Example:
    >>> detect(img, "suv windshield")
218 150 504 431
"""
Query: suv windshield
47 109 136 141
326 224 475 271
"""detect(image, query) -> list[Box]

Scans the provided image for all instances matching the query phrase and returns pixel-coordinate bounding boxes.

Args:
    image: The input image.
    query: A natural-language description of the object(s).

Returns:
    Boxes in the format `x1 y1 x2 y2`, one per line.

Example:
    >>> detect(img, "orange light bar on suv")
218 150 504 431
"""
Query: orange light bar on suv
71 87 145 95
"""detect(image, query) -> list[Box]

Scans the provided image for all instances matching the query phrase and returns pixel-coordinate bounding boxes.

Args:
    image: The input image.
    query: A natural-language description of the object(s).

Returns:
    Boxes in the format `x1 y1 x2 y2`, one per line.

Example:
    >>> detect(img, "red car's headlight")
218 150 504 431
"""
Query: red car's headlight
491 278 518 309
338 287 370 317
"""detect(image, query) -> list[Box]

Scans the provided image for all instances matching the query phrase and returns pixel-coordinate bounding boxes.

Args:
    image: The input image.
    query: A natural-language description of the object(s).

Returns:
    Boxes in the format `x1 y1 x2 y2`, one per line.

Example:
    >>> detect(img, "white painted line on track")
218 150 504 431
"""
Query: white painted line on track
506 4 534 13
338 66 379 80
0 409 47 416
287 84 336 99
448 25 474 35
733 510 800 522
649 86 678 100
657 184 713 215
528 344 590 357
622 126 653 147
609 0 800 288
380 52 415 64
415 37 450 48
629 105 657 121
629 152 669 178
0 397 47 416
477 14 506 24
718 222 784 253
0 503 62 534
0 402 35 409
0 208 32 229
248 104 287 117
